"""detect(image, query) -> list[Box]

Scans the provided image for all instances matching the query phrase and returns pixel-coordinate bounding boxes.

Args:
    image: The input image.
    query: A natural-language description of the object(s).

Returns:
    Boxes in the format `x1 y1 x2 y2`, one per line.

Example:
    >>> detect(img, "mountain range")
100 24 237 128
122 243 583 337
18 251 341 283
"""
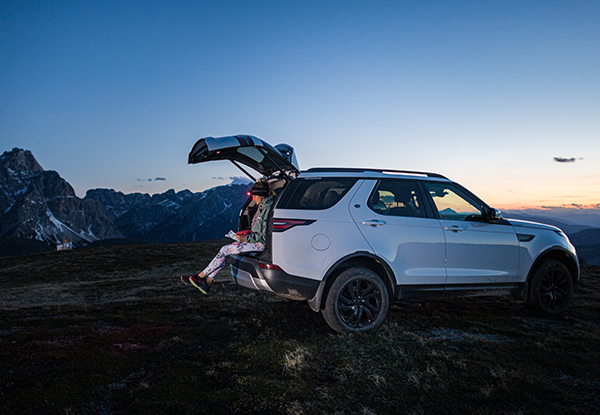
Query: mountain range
1 148 122 245
1 147 599 265
0 148 250 256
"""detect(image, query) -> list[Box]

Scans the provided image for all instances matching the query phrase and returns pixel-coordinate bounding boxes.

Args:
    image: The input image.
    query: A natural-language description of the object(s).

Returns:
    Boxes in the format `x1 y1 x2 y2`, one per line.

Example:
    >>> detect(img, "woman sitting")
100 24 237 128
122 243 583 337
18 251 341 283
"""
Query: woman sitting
180 180 274 294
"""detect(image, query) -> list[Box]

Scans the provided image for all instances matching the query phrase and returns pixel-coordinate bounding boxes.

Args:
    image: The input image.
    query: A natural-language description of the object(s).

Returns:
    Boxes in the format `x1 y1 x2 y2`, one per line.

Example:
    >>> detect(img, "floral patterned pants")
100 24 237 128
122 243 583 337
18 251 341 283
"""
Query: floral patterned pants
201 241 265 280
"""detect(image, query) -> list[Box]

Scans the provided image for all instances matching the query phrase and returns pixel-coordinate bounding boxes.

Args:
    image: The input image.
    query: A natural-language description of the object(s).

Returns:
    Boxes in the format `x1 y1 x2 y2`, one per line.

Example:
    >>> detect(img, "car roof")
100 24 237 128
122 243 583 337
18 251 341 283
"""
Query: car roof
300 167 451 181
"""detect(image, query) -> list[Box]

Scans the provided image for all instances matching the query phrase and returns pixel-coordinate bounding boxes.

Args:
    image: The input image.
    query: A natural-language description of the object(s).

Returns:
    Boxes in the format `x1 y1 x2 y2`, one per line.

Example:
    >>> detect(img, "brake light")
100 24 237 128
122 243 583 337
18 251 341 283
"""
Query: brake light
272 219 316 232
259 262 283 271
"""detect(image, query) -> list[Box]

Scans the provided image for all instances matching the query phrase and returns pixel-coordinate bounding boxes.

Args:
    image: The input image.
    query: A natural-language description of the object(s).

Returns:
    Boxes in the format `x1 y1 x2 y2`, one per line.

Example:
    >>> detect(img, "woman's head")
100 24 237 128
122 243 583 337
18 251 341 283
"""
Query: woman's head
250 180 269 203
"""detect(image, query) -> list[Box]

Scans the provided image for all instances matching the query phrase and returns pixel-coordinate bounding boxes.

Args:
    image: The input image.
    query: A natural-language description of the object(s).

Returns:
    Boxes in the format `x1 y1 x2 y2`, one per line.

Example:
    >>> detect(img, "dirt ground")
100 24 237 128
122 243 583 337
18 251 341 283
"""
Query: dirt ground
1 242 599 414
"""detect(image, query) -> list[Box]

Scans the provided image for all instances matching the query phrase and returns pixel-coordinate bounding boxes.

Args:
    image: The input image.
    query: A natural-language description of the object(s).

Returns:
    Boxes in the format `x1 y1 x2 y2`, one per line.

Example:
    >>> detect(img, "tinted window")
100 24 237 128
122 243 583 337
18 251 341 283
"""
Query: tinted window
367 179 425 218
237 146 265 164
278 178 358 210
425 182 484 221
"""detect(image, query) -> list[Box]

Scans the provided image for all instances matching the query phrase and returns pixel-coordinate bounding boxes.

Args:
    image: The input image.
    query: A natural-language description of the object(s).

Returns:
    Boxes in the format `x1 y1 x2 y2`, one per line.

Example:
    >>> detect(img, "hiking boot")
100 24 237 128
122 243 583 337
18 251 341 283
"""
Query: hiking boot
180 274 200 286
181 274 211 294
190 276 211 294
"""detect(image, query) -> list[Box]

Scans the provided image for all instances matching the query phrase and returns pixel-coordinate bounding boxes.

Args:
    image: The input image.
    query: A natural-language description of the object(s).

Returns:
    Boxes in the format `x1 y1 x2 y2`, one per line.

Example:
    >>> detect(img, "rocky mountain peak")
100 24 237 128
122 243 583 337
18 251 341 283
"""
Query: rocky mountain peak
1 148 123 246
0 148 44 176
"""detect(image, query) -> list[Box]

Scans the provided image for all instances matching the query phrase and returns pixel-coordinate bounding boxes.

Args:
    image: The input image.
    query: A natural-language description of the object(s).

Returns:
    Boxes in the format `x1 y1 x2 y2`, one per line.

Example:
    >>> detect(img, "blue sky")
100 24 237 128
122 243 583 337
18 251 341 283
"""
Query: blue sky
1 0 599 209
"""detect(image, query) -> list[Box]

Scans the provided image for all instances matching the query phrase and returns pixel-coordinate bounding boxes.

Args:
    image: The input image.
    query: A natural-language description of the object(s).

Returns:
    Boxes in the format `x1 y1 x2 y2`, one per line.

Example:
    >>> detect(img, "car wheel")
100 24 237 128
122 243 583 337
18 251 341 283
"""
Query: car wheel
322 267 389 333
525 259 573 317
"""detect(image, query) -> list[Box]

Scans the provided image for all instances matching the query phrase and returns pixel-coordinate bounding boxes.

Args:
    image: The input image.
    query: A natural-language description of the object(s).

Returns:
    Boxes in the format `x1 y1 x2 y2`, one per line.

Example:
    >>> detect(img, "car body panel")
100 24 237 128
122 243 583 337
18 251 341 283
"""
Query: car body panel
348 179 447 285
188 135 299 176
508 218 563 233
440 219 521 284
270 180 370 281
507 218 579 281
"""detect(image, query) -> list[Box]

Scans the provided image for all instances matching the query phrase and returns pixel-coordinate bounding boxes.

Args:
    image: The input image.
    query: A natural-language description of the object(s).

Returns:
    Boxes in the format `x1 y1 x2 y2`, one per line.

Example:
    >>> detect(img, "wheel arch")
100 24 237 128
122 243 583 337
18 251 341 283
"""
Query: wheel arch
523 247 580 301
308 251 396 312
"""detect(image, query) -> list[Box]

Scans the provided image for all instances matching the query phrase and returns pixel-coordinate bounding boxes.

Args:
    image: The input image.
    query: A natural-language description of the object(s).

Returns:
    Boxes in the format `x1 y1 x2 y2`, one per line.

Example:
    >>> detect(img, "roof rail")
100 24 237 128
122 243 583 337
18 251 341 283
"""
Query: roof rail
304 167 448 179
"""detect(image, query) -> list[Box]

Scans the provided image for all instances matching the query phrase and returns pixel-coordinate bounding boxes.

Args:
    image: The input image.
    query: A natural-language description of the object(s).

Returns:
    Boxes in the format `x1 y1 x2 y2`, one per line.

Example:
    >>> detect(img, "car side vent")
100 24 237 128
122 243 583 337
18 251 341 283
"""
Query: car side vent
517 234 535 242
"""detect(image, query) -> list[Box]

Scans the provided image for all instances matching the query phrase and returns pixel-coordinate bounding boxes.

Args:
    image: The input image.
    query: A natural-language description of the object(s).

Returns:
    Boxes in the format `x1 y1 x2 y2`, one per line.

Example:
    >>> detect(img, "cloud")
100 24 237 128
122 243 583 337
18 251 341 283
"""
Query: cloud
229 176 253 185
137 177 166 182
212 176 253 185
553 157 579 163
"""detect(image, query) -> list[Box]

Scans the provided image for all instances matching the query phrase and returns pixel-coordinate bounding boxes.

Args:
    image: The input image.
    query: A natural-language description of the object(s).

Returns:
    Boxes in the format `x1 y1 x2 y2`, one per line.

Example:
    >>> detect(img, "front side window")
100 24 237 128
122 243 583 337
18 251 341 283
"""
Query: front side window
367 179 425 218
424 182 484 221
278 177 358 210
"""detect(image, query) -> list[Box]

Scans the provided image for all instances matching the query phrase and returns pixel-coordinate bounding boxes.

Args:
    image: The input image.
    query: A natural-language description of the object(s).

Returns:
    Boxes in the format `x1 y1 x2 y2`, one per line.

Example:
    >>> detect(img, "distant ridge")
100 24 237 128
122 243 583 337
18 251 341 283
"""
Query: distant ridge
85 183 251 243
502 212 593 235
0 148 251 256
503 207 600 230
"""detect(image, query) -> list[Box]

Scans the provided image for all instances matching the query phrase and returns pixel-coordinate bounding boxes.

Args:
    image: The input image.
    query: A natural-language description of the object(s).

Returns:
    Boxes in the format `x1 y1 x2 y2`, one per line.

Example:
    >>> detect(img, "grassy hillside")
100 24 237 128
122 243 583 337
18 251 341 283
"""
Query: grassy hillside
1 242 599 414
0 236 54 258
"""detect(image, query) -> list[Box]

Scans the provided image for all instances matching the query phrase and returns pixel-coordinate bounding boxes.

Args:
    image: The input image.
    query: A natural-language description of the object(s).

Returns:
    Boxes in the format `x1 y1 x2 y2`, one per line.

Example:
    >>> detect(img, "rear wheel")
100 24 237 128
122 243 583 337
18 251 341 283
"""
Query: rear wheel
525 259 573 317
322 267 389 333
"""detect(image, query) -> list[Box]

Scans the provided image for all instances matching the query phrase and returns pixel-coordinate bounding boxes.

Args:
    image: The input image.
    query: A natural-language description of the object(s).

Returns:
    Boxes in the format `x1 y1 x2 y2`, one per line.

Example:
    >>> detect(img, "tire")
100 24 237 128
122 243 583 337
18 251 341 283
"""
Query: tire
525 259 573 317
322 267 389 333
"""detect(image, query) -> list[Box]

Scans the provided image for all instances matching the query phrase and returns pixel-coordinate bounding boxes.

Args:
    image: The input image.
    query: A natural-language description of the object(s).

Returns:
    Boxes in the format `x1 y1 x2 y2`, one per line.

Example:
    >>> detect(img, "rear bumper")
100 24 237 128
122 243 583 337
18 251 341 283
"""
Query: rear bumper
230 255 320 301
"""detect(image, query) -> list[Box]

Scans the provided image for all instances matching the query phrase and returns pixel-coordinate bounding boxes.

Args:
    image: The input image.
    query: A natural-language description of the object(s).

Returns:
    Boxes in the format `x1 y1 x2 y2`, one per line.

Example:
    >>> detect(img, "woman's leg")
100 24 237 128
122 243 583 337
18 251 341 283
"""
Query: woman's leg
201 241 265 281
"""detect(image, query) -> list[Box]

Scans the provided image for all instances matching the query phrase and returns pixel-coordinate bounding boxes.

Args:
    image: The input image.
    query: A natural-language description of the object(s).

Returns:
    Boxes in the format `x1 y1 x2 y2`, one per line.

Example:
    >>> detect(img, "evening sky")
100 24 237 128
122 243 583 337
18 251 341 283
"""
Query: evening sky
1 0 599 209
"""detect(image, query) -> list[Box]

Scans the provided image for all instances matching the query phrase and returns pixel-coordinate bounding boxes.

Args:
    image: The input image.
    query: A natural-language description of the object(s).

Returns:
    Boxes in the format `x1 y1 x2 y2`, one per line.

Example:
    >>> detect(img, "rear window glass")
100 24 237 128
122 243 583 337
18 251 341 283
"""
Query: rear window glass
278 178 358 210
237 146 265 163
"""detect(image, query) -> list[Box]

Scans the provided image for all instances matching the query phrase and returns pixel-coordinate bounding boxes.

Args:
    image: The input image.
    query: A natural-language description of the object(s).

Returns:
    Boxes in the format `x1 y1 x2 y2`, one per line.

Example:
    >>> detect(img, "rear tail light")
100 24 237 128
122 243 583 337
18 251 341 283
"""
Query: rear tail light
272 219 316 232
259 262 283 271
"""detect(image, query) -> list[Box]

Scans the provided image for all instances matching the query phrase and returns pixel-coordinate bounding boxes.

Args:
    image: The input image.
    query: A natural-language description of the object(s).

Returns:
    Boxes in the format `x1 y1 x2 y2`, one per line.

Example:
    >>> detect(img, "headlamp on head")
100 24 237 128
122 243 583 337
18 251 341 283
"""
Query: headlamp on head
250 182 269 197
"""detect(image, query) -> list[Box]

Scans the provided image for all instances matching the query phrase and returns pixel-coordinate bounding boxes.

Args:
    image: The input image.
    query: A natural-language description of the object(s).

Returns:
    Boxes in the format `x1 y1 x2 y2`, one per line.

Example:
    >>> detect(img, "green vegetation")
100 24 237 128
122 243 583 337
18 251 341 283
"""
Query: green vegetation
1 242 599 414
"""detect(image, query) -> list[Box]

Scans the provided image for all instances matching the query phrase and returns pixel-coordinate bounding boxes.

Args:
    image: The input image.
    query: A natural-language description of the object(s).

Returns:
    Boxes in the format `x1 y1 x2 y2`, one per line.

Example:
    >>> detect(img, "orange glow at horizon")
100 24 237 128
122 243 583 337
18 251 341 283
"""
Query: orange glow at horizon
494 202 600 211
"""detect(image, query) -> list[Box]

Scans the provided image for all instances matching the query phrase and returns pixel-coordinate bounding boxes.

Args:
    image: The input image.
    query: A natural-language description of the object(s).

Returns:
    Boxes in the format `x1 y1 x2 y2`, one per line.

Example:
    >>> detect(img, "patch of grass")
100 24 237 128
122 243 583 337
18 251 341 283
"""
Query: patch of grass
1 244 599 414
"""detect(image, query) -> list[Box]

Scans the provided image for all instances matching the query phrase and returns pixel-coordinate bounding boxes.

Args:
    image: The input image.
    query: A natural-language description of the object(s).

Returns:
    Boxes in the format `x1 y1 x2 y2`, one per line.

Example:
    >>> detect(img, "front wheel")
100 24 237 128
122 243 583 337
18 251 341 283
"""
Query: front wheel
322 267 389 333
525 259 573 317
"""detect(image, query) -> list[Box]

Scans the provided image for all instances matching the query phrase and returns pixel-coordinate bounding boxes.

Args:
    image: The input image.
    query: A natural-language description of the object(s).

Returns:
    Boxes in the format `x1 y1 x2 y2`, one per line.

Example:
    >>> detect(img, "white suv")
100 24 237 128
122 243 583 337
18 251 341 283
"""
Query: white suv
189 135 580 333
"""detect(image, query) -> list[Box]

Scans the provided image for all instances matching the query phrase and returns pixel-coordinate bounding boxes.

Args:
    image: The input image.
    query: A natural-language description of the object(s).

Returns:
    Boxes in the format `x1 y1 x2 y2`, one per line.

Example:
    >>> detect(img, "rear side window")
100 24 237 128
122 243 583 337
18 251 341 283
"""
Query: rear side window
278 178 358 210
368 179 426 218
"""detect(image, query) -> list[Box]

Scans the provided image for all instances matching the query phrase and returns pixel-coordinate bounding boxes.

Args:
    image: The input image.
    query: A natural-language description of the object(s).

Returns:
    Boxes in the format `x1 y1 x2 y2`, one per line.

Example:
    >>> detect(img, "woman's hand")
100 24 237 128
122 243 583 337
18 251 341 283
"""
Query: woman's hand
235 233 247 242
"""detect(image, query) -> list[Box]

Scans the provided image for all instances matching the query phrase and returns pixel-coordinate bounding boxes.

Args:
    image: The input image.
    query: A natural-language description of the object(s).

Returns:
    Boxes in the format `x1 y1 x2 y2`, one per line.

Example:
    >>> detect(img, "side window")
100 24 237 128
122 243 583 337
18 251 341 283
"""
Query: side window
424 182 484 221
278 178 358 210
367 179 425 218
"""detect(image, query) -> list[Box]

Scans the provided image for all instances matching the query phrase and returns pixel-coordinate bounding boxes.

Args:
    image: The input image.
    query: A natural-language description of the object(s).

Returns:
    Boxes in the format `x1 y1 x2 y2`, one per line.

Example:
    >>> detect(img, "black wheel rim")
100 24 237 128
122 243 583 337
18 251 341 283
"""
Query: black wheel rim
337 278 382 329
540 267 570 311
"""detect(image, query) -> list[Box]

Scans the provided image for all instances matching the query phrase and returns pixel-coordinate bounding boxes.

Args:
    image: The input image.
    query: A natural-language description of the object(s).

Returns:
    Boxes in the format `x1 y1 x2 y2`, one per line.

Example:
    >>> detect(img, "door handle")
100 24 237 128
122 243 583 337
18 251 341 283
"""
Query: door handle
362 220 387 227
444 225 463 232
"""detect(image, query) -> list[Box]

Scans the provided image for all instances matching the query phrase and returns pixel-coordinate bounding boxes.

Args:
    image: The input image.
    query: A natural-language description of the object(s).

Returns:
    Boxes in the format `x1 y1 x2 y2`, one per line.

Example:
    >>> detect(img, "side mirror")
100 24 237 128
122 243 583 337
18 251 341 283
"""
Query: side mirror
486 207 501 222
